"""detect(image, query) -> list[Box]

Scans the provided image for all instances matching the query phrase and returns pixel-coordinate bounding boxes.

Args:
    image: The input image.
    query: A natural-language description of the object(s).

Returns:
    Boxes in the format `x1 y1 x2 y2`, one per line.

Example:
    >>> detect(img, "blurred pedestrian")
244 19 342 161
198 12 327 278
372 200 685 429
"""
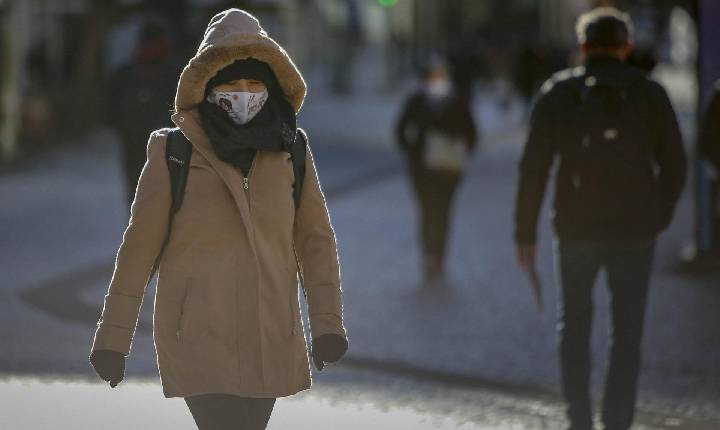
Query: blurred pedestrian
699 81 720 253
512 43 552 113
396 58 478 282
89 9 347 430
322 0 362 95
513 8 686 430
105 19 181 207
446 24 485 97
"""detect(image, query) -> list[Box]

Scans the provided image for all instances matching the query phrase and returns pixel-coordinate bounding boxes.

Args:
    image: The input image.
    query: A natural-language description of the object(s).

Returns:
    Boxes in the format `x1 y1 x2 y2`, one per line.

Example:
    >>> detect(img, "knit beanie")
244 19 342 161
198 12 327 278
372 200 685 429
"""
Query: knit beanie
205 58 281 97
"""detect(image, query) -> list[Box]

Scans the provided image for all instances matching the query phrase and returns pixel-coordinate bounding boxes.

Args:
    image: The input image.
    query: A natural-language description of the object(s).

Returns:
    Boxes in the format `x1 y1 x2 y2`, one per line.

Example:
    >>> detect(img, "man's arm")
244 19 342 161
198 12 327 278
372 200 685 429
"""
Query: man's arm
395 94 420 151
459 95 479 153
514 86 558 265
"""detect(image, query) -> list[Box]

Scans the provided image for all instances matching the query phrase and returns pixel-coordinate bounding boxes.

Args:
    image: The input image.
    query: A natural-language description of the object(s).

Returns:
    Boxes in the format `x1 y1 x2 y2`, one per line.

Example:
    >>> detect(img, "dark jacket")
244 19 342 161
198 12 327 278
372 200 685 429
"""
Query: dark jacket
395 89 478 162
105 58 181 147
514 56 687 244
700 82 720 170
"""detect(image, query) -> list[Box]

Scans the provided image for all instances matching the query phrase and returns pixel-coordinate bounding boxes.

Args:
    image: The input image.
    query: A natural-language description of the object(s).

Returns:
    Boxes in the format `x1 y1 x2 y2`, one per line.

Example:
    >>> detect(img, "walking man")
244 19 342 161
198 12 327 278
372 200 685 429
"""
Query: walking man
513 8 686 430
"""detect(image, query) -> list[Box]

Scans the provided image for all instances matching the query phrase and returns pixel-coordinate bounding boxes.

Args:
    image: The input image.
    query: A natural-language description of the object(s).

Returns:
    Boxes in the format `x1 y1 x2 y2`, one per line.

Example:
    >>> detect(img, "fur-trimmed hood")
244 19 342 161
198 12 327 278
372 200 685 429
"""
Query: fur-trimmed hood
174 9 306 113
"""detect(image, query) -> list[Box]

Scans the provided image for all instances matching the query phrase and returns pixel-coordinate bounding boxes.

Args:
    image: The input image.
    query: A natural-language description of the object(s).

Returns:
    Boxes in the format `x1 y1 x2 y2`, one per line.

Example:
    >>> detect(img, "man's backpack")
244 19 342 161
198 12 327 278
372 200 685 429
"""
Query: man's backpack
562 71 658 219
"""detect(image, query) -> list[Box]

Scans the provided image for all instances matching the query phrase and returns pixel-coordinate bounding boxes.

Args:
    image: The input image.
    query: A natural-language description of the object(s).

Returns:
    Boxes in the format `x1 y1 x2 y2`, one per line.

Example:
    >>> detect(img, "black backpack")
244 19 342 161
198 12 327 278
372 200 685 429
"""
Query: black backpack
151 127 307 274
562 72 658 219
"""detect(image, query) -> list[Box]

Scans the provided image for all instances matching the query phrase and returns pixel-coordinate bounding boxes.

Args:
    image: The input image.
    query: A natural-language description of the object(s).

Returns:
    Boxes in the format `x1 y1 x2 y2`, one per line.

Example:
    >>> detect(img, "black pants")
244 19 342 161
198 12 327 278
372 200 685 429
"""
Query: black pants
407 159 461 271
184 394 276 430
555 239 655 430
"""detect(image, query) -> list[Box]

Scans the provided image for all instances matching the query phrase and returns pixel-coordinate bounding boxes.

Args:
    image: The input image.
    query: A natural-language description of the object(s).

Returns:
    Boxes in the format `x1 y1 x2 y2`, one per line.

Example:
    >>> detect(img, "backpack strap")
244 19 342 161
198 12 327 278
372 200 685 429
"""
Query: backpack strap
166 128 193 213
150 128 192 276
289 128 309 302
291 128 308 209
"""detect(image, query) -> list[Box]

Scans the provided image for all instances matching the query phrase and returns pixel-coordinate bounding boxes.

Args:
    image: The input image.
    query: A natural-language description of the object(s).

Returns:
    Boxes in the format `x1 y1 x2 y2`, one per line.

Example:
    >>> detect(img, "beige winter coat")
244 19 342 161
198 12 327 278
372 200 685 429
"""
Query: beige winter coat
90 9 346 398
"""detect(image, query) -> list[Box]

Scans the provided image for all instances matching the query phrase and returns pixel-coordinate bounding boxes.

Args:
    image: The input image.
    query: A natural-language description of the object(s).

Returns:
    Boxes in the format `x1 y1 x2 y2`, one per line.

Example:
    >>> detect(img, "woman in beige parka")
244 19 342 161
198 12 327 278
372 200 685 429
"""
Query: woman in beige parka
88 9 347 429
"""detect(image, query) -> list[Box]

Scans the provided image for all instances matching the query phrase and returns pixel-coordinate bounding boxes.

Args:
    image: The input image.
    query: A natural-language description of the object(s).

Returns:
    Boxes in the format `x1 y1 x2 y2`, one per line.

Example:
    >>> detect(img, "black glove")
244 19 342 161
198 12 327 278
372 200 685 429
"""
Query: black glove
311 334 348 371
89 349 126 388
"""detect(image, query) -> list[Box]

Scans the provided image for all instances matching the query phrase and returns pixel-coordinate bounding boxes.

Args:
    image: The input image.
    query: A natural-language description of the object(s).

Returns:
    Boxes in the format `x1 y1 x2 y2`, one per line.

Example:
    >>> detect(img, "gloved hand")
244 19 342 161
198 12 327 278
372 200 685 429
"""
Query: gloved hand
89 349 126 388
311 334 348 371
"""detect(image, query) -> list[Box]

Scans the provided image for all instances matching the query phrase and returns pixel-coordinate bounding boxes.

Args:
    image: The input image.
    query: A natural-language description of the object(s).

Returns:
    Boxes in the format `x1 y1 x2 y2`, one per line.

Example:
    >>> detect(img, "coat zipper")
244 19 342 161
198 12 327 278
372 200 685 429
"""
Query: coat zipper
243 159 255 194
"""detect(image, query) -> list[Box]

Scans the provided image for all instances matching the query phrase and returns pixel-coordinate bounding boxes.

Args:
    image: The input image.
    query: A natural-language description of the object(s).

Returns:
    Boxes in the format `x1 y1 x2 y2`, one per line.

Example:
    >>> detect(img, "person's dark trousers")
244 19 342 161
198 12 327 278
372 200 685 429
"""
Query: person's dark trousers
407 158 461 273
554 239 655 430
184 394 276 430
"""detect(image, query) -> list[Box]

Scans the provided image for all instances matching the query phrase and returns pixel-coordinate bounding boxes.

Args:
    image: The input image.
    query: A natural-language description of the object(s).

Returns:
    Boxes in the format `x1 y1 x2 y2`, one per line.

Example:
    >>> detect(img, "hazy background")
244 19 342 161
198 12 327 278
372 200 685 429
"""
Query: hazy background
0 1 718 429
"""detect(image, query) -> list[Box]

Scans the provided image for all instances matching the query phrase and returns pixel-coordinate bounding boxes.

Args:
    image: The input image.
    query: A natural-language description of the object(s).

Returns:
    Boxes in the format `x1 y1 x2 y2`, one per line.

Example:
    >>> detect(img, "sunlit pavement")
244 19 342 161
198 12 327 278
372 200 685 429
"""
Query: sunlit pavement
0 378 531 430
1 363 714 430
0 369 547 430
0 380 495 430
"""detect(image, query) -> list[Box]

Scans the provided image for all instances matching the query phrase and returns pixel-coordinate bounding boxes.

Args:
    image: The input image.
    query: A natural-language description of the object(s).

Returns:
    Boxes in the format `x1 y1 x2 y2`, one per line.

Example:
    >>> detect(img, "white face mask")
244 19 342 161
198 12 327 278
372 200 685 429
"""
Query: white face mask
207 89 269 125
426 78 452 99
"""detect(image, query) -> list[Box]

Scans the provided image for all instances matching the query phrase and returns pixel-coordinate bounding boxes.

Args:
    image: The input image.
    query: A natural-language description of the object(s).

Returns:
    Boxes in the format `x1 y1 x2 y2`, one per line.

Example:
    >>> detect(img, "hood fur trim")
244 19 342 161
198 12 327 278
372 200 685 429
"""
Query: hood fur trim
174 11 306 113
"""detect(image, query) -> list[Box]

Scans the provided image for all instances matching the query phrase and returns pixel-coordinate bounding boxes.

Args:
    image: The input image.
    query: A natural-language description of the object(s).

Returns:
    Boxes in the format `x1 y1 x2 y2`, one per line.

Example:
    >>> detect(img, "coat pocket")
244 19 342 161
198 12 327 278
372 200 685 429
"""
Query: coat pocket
286 260 301 337
176 280 195 342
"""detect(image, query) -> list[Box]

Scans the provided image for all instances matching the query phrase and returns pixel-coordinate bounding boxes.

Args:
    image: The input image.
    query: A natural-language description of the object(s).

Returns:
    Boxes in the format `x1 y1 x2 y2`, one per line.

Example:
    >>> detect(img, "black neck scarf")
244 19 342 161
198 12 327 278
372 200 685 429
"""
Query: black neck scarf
198 59 297 176
199 93 296 176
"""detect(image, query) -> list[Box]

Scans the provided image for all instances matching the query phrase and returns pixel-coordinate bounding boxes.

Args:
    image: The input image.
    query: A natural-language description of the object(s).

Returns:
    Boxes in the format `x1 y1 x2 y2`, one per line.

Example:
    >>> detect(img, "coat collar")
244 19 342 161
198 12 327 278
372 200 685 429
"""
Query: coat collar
583 55 644 89
585 54 624 69
171 110 257 250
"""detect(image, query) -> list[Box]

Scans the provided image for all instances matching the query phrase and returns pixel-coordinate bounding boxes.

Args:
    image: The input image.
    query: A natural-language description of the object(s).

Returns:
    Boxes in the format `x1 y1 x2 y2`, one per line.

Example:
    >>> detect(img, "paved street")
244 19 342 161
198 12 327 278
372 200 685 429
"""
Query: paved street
1 88 719 429
0 369 571 430
0 365 713 430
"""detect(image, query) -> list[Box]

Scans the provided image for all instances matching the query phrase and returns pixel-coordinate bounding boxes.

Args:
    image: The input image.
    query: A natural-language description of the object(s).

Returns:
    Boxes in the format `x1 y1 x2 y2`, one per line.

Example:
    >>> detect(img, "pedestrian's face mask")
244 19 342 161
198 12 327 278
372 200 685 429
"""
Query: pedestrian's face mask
206 89 269 125
426 77 452 100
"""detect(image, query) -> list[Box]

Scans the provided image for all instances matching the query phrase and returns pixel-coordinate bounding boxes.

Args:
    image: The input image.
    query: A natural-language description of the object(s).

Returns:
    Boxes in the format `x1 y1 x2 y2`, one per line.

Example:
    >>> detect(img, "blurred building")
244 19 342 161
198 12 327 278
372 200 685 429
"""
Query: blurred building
1 0 716 163
1 0 115 161
0 0 584 162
